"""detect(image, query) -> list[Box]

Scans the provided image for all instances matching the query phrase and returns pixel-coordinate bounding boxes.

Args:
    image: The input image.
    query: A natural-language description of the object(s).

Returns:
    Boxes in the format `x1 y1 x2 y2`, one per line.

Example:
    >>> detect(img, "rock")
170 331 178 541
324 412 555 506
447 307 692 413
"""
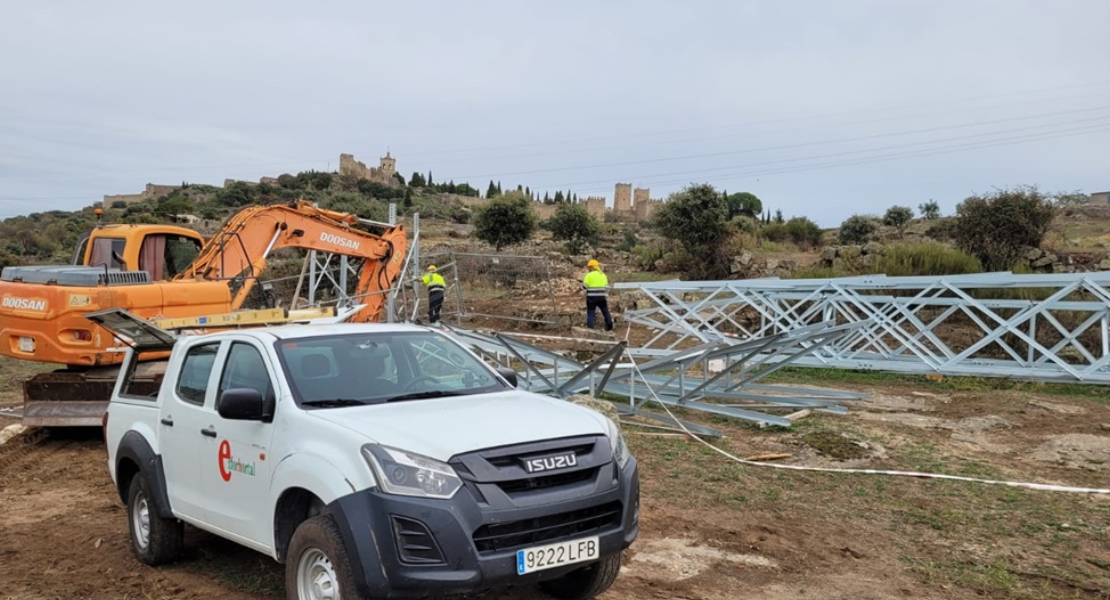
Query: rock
862 241 884 255
1098 258 1110 271
1029 434 1110 472
567 394 621 426
1100 423 1110 431
840 245 863 260
951 415 1015 432
1028 399 1086 415
1023 247 1044 260
1032 256 1055 268
0 424 28 445
820 247 838 262
1052 263 1074 273
764 259 780 271
737 250 753 266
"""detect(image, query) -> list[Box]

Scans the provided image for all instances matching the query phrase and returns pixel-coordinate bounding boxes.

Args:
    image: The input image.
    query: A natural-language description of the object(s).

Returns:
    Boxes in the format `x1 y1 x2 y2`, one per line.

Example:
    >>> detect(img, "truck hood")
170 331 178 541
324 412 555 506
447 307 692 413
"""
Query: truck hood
308 390 611 461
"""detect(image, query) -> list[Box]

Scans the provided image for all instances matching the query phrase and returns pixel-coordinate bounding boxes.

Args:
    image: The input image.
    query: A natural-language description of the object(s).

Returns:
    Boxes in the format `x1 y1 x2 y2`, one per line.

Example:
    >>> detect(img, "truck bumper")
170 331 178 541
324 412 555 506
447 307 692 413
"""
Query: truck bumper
327 458 639 598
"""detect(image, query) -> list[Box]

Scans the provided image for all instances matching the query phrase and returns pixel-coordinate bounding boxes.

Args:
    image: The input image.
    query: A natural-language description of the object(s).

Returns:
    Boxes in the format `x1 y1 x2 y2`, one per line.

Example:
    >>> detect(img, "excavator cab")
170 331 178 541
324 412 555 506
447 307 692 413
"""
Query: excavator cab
71 225 205 280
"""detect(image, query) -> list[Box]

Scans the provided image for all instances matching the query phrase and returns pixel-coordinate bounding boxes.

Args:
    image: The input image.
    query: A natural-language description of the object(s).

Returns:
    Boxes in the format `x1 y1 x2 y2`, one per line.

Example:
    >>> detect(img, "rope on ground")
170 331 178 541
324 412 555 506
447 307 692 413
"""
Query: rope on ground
624 348 1110 495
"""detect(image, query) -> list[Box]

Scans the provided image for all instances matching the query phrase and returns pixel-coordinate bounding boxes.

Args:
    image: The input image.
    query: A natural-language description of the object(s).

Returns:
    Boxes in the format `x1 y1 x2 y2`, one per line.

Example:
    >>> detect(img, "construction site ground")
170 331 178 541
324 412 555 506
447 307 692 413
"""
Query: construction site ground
2 352 1109 600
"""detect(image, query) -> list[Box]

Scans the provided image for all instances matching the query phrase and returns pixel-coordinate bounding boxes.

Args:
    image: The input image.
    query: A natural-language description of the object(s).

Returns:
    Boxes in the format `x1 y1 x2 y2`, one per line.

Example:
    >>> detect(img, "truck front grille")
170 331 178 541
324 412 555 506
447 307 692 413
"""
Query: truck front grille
496 467 598 494
471 501 622 554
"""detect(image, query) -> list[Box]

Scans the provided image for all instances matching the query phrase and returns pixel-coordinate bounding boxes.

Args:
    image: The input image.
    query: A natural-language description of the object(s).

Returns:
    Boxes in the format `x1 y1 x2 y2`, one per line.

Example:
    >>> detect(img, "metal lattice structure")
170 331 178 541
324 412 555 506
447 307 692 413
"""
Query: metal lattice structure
616 272 1110 383
443 321 868 433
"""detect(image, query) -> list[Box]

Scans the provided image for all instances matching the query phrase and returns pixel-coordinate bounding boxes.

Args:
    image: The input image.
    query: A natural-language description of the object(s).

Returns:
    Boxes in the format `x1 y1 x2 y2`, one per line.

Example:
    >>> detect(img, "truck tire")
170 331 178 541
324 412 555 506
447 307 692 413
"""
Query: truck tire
127 472 184 565
538 552 622 600
285 515 362 600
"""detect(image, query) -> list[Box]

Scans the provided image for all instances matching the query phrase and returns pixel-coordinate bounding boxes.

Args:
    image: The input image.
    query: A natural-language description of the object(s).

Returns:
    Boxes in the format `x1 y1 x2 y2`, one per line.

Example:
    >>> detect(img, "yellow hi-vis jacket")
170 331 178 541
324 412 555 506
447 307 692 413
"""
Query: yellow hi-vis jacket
422 272 446 293
582 269 609 297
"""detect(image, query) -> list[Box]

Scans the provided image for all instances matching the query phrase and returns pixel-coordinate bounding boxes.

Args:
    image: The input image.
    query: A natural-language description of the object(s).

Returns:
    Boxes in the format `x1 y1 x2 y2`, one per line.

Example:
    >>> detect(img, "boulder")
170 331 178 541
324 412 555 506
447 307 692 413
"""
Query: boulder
820 247 838 262
0 424 27 445
1023 247 1043 261
862 241 884 255
839 245 863 260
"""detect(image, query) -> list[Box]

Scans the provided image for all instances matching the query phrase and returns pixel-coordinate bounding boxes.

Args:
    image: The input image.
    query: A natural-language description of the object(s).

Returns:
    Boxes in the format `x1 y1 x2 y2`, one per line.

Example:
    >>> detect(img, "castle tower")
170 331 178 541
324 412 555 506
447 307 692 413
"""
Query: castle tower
633 187 649 208
614 183 632 214
379 152 396 177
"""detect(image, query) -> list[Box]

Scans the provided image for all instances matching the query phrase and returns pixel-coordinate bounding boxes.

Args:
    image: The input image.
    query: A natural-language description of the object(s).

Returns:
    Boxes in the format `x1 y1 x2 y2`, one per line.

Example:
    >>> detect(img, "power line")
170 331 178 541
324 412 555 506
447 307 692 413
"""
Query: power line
453 105 1110 181
402 80 1110 159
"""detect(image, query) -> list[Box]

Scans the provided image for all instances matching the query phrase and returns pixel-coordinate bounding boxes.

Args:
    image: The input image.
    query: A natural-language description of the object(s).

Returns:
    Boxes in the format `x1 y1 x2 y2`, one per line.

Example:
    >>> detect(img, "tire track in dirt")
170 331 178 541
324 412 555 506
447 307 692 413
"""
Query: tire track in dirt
0 426 51 485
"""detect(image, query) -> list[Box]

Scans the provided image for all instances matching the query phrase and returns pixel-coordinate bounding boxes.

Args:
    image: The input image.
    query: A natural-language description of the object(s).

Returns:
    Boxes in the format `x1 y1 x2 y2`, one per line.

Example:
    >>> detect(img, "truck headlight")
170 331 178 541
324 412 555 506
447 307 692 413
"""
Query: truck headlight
361 445 463 500
606 418 631 469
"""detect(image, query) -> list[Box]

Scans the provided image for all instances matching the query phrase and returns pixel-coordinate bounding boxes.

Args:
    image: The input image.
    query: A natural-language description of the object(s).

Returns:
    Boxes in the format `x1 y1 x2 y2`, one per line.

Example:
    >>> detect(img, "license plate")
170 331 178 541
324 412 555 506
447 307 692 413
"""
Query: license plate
18 337 33 353
516 536 599 575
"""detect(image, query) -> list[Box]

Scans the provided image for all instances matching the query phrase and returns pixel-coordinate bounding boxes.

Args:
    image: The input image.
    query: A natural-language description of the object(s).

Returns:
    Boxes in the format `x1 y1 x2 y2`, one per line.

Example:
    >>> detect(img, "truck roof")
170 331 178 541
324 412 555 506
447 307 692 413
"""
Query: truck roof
219 322 434 341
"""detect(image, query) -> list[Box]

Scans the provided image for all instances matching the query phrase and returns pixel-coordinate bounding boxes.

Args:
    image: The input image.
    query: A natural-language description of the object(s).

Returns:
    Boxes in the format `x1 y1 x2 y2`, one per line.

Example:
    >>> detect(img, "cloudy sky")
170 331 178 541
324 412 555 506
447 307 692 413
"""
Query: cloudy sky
1 0 1107 225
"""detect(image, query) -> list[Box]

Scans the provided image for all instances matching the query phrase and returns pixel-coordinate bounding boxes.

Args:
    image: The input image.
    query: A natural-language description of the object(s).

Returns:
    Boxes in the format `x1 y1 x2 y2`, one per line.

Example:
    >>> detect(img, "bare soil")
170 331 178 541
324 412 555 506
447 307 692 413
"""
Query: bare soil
2 362 1109 600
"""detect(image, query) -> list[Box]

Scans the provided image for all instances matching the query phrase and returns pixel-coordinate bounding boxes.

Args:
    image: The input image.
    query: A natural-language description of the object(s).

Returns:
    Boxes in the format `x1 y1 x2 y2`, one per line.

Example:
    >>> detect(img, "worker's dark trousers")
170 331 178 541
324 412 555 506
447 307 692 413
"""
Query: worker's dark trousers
428 290 444 323
586 296 613 331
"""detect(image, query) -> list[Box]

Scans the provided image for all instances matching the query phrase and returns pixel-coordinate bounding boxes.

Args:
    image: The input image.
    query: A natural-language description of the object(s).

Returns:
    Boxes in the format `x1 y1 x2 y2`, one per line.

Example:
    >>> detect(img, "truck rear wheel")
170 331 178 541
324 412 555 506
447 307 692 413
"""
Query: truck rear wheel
538 552 622 600
127 472 184 565
286 515 361 600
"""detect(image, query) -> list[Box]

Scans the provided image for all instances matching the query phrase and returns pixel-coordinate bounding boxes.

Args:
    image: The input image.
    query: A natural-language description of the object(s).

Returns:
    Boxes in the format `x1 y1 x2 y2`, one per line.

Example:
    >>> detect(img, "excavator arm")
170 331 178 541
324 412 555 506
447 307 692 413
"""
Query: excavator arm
177 199 407 323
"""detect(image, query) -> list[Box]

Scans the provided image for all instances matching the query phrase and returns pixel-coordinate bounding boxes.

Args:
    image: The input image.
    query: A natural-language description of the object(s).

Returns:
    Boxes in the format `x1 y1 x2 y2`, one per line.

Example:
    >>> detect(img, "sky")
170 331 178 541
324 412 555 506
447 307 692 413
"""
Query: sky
0 0 1107 226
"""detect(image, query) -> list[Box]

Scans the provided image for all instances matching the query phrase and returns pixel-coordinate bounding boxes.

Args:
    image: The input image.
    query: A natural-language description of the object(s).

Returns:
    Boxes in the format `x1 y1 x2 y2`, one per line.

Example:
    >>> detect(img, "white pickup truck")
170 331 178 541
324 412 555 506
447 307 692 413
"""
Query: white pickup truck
100 316 639 600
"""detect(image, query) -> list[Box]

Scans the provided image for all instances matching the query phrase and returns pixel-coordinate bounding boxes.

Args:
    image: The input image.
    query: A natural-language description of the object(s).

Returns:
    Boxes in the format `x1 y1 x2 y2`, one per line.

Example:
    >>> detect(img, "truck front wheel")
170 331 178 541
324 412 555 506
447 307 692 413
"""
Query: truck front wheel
286 515 361 600
127 472 184 565
538 552 623 600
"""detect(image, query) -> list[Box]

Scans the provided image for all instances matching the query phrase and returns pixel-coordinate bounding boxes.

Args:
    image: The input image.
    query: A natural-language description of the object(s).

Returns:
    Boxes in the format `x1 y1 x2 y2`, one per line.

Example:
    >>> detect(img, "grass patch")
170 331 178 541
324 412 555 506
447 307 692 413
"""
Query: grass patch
801 430 869 460
763 366 1110 403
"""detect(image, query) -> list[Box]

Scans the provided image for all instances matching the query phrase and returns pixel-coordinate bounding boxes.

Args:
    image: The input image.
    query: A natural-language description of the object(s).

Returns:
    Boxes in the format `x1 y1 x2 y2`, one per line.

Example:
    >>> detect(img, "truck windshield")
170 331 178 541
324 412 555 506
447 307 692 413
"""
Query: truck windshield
275 331 509 407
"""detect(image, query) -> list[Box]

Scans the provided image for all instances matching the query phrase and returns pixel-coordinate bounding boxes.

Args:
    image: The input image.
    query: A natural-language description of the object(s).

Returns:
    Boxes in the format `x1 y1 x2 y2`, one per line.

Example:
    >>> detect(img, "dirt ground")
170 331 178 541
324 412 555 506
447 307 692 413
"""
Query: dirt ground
2 363 1109 600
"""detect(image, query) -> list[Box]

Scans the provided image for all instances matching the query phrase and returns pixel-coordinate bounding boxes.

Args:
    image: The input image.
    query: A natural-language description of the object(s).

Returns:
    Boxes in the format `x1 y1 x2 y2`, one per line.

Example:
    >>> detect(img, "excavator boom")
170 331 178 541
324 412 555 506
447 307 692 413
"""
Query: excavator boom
0 199 408 427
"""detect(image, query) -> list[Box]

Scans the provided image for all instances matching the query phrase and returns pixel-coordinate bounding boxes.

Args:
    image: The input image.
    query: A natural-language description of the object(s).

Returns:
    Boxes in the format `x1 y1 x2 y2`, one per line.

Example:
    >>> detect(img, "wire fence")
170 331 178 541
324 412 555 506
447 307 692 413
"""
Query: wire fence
398 252 562 327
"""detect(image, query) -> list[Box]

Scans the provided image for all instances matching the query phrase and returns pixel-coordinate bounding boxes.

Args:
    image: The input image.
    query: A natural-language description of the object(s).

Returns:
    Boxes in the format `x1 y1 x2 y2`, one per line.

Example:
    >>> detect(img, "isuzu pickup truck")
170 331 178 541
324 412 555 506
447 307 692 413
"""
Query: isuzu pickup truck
101 317 638 600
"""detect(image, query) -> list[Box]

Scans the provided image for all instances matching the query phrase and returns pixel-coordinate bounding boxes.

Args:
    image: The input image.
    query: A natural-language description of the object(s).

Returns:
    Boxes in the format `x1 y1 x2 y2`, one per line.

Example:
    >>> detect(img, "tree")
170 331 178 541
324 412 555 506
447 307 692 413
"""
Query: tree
472 191 537 250
774 209 784 224
1053 190 1090 207
953 186 1057 271
883 205 914 239
549 203 601 254
392 172 406 186
409 172 427 187
919 199 941 220
403 187 413 208
554 191 565 204
651 183 732 279
427 171 433 186
725 192 763 219
838 214 879 244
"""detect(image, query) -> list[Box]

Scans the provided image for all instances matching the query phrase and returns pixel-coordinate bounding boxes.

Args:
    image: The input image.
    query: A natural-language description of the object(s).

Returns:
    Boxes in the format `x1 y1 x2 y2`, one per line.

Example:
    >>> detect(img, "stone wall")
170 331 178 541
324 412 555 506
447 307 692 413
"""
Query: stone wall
338 152 398 186
103 182 182 205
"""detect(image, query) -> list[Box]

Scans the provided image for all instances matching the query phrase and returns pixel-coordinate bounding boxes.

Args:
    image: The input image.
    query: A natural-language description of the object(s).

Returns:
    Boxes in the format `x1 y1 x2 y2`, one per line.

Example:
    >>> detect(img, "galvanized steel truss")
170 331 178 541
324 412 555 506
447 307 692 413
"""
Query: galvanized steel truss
615 272 1110 383
443 321 868 433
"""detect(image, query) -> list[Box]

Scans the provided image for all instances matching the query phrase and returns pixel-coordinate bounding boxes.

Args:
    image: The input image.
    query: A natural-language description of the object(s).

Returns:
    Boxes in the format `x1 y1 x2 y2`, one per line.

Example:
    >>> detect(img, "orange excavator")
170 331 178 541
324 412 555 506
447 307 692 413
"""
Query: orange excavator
0 199 407 426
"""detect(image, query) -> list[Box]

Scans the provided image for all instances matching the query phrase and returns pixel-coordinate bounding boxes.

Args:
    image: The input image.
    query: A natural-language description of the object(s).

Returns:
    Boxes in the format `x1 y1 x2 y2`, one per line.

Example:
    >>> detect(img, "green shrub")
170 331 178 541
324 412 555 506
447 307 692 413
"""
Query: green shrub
838 214 879 244
953 186 1057 271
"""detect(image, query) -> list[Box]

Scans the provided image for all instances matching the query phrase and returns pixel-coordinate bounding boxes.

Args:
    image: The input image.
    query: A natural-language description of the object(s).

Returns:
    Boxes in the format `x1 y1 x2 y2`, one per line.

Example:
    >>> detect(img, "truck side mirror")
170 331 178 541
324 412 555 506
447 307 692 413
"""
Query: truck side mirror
218 388 266 420
495 367 518 388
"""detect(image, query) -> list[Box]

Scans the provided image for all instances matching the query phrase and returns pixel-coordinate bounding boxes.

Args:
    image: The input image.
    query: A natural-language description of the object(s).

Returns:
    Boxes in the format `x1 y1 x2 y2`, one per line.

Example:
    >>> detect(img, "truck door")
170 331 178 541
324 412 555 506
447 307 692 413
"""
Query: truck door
161 339 223 522
201 339 276 548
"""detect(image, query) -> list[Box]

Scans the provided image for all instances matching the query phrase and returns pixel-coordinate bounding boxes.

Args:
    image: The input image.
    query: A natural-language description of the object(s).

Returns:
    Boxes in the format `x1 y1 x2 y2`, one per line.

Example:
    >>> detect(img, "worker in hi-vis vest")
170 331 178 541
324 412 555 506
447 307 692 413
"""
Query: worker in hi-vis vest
581 259 613 331
422 265 446 324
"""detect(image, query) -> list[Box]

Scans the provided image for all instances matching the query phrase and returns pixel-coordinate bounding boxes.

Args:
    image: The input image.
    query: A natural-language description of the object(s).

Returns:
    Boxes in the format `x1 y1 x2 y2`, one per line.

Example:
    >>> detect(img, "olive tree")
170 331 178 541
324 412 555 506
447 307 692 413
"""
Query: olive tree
883 205 914 239
549 203 600 254
473 191 537 251
652 183 732 279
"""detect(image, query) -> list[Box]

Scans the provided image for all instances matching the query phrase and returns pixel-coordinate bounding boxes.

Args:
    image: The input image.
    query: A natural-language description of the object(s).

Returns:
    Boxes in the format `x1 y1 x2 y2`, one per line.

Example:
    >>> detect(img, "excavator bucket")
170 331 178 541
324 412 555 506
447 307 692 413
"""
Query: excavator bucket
18 309 177 427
